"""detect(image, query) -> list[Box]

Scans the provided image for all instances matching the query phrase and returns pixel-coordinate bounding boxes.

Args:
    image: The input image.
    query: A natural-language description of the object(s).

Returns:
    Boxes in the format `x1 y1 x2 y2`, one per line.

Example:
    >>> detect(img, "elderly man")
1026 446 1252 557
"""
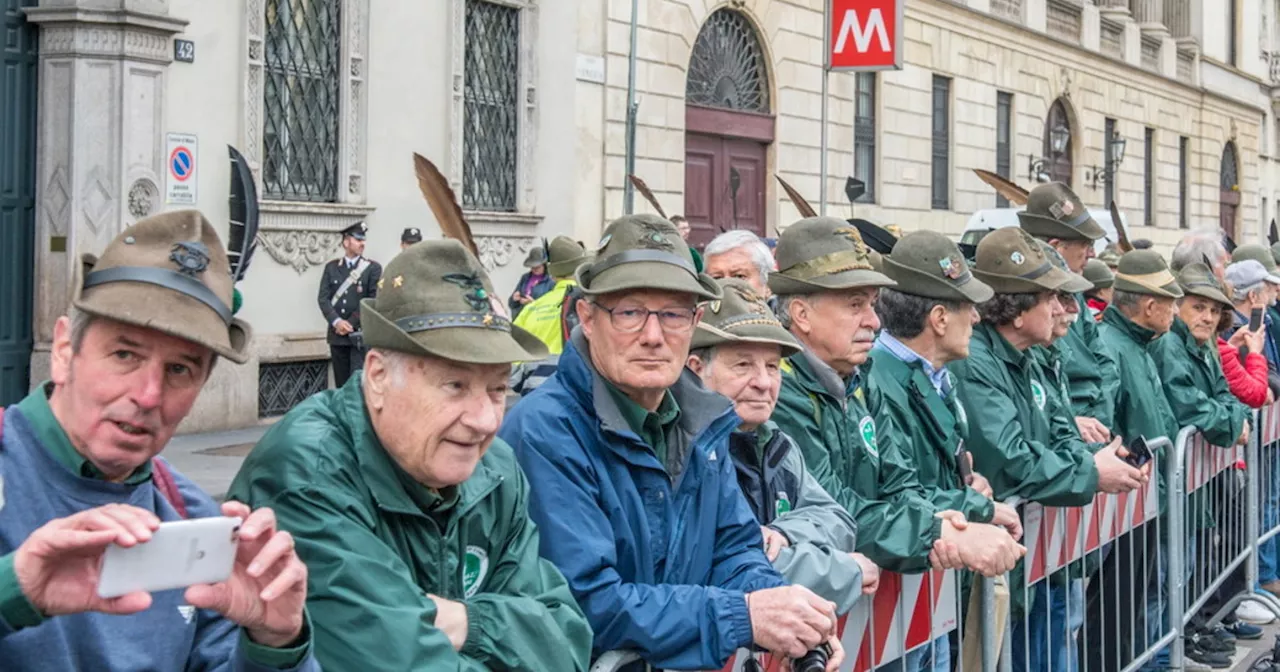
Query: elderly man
950 230 1144 672
1171 227 1230 281
228 241 592 670
768 218 1023 582
1083 249 1185 672
704 229 775 296
0 212 316 670
1232 244 1280 368
500 215 842 670
1017 182 1119 439
687 278 878 615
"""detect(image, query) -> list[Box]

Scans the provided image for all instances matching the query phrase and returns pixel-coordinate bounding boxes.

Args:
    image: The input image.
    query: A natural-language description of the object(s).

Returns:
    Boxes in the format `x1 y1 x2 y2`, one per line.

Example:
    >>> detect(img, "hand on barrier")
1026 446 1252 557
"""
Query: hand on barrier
851 553 880 594
746 585 838 659
1094 437 1147 493
930 511 969 570
793 636 845 672
427 593 469 651
990 502 1023 541
762 526 790 562
966 457 994 499
940 521 1025 576
1239 420 1252 446
1075 416 1112 444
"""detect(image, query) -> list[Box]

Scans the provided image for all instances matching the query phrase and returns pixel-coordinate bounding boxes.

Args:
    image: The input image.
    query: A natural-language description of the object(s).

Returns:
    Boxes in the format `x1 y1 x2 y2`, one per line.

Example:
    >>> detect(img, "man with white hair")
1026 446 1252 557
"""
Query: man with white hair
1170 227 1230 282
704 229 775 296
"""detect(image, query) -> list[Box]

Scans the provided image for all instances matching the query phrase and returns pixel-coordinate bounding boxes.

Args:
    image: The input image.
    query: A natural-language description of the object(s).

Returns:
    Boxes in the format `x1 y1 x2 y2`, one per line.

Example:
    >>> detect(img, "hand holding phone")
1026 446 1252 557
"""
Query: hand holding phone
1123 436 1153 469
97 516 240 599
1251 306 1265 333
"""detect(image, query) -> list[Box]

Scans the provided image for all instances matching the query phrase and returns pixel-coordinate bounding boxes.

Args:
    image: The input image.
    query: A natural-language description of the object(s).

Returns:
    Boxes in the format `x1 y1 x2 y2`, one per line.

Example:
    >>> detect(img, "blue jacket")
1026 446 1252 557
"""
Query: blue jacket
499 331 786 669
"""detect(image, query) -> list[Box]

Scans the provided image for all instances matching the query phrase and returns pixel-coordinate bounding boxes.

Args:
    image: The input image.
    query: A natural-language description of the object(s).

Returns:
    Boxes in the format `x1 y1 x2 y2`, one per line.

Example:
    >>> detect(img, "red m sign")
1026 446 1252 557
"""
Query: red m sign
827 0 904 71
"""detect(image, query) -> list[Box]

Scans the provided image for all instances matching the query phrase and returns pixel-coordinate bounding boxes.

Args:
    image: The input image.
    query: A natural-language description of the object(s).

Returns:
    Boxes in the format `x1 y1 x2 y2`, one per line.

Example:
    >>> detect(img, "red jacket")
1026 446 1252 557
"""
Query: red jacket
1217 337 1271 408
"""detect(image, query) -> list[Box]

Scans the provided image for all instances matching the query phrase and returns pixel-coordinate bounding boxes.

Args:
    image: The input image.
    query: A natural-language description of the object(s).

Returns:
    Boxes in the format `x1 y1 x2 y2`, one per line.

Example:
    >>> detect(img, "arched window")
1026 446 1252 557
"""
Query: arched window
685 9 770 113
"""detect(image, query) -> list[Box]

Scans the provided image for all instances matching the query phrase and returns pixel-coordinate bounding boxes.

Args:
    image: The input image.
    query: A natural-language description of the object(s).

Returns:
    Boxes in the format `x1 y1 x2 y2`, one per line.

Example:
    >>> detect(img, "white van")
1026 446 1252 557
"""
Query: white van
960 207 1126 255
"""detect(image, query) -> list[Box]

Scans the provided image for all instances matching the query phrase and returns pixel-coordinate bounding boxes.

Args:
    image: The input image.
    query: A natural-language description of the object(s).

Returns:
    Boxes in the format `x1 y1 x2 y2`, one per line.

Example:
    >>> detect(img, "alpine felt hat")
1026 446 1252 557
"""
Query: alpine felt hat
768 217 896 296
1232 244 1279 273
1113 249 1184 299
522 244 548 269
72 210 253 364
1082 258 1115 289
361 240 548 364
1176 262 1232 308
546 236 591 279
881 231 993 303
692 278 801 356
1017 182 1105 242
575 214 722 300
1036 240 1094 294
971 227 1080 294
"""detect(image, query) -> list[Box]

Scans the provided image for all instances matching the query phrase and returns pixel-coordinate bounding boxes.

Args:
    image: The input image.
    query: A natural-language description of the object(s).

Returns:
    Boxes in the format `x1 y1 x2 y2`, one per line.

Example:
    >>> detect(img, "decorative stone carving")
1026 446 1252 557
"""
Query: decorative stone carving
257 230 344 274
37 24 173 64
44 166 70 236
475 235 536 272
127 178 159 219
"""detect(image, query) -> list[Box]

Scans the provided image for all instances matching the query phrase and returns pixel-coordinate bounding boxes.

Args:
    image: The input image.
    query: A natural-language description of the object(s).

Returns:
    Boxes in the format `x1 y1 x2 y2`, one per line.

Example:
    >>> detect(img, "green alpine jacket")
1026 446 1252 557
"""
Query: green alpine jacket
949 323 1100 507
1062 294 1121 428
225 379 593 671
773 348 943 573
864 348 995 525
1097 306 1181 447
1149 318 1247 448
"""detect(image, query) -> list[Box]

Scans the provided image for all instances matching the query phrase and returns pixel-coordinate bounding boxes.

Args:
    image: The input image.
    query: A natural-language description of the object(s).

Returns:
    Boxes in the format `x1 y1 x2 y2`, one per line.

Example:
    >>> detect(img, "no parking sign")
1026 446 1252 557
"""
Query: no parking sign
166 132 198 205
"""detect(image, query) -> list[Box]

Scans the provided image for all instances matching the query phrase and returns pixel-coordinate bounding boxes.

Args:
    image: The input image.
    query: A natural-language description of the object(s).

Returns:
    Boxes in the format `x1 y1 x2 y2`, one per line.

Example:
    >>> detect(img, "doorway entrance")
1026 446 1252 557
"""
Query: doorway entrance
1220 141 1240 241
0 0 38 405
683 8 774 249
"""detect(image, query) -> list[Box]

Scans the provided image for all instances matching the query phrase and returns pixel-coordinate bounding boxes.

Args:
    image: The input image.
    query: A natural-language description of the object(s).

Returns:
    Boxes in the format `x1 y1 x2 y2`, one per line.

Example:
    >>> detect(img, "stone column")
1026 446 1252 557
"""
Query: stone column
1163 0 1192 37
23 0 186 380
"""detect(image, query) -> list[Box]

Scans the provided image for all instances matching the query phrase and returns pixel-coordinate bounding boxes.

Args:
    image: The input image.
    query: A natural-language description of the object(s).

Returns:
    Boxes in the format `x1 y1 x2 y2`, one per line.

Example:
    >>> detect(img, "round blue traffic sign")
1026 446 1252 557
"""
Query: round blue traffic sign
170 147 194 182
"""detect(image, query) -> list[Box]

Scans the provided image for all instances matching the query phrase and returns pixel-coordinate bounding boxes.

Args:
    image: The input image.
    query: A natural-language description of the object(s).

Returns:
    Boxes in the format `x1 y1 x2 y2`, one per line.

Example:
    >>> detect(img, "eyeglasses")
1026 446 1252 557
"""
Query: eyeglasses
591 302 698 333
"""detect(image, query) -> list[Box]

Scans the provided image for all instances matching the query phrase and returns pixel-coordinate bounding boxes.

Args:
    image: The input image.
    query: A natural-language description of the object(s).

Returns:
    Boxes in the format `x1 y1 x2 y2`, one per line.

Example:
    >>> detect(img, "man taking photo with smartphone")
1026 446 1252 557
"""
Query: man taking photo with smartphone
0 212 317 671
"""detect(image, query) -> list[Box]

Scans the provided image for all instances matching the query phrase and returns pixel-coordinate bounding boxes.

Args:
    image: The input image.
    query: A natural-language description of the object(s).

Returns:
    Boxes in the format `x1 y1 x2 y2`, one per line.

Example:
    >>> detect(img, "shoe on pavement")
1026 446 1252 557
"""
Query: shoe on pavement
1238 599 1278 624
1223 618 1264 639
1185 643 1231 669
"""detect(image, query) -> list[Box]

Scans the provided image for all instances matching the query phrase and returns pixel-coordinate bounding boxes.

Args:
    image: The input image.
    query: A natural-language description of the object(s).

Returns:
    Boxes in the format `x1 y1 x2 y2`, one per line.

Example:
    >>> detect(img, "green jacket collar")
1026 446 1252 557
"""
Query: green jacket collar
788 345 862 402
336 378 498 518
975 322 1028 369
1169 317 1213 358
1101 305 1158 346
16 381 152 485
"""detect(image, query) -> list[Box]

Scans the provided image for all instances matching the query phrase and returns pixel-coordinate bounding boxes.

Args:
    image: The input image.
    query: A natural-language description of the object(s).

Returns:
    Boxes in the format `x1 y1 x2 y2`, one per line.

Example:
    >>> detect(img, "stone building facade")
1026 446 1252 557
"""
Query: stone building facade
0 0 1275 430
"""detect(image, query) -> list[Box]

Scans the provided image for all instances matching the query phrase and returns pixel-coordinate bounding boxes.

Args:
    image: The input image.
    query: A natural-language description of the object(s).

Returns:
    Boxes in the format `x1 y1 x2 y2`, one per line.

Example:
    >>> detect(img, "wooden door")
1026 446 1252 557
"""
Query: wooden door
1221 189 1240 241
683 133 767 249
0 0 37 404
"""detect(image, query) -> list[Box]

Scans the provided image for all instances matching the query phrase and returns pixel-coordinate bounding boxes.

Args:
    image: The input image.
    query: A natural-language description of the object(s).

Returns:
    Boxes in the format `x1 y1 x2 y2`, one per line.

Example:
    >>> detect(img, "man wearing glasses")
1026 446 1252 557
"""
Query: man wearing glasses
500 215 844 671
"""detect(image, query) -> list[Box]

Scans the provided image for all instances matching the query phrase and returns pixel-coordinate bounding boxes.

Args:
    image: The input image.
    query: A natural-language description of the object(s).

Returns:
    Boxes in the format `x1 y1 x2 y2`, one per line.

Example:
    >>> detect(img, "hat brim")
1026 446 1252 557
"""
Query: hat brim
1058 274 1094 294
1182 285 1233 308
1086 278 1115 289
576 261 723 300
881 257 994 304
72 256 252 364
768 268 897 296
973 265 1080 295
1017 211 1106 241
691 322 802 357
360 299 548 364
548 255 590 279
1112 277 1184 299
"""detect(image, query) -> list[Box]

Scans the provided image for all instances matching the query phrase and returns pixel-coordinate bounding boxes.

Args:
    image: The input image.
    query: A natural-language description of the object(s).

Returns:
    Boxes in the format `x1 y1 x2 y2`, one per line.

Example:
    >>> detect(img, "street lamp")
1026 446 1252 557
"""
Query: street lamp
1027 123 1071 183
1087 135 1127 189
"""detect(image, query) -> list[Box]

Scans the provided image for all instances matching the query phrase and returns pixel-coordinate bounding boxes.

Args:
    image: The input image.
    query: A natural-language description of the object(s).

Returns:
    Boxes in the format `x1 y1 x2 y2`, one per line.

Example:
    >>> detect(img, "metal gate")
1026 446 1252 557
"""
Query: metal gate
0 0 38 405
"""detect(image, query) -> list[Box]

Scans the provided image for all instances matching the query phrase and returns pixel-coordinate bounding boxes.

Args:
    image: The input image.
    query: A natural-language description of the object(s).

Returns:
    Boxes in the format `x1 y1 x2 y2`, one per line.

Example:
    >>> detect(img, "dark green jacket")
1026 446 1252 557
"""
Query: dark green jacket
1062 293 1120 428
865 347 994 525
950 323 1099 507
773 347 943 573
226 379 593 671
1097 307 1181 446
1149 318 1247 448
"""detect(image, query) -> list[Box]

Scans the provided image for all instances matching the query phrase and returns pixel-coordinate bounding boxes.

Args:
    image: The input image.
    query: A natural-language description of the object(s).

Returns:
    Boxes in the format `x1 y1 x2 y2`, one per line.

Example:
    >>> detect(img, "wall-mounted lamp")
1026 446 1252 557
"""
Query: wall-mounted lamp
1027 123 1071 183
1086 135 1127 189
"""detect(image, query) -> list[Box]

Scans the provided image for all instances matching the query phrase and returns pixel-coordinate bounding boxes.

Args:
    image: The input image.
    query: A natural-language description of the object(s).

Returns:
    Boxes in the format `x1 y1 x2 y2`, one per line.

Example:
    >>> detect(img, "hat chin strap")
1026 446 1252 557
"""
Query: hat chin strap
83 266 233 326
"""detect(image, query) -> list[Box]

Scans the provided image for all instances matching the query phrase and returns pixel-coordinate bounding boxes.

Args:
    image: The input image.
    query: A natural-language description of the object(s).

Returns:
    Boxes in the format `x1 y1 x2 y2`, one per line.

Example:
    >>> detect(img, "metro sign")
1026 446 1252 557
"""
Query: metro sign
827 0 904 71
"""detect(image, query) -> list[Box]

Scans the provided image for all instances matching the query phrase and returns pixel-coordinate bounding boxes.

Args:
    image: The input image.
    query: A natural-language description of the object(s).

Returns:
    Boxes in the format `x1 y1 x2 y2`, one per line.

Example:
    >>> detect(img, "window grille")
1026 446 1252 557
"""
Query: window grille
931 76 951 210
263 0 342 203
996 92 1013 208
258 360 329 418
854 72 876 203
463 0 522 212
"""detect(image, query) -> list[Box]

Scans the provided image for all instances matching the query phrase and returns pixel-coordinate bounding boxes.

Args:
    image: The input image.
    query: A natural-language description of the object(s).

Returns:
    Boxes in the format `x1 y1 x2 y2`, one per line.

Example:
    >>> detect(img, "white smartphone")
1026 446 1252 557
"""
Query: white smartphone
97 516 241 599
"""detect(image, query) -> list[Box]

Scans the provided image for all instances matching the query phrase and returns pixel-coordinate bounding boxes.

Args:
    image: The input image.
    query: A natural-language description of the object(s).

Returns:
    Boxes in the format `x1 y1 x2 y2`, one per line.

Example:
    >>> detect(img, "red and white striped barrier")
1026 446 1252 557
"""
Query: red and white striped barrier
1021 474 1159 584
1260 403 1280 446
1183 433 1243 493
721 570 958 672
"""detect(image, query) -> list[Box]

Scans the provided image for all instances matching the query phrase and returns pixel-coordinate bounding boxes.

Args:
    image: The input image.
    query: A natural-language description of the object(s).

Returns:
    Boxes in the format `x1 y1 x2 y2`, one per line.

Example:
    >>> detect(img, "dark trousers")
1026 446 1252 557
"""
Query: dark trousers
330 345 363 388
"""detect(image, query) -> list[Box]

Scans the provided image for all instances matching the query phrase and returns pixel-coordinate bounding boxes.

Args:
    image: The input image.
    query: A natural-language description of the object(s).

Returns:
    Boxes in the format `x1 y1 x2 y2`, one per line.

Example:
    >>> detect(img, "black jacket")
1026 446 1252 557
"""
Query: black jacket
318 256 382 345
